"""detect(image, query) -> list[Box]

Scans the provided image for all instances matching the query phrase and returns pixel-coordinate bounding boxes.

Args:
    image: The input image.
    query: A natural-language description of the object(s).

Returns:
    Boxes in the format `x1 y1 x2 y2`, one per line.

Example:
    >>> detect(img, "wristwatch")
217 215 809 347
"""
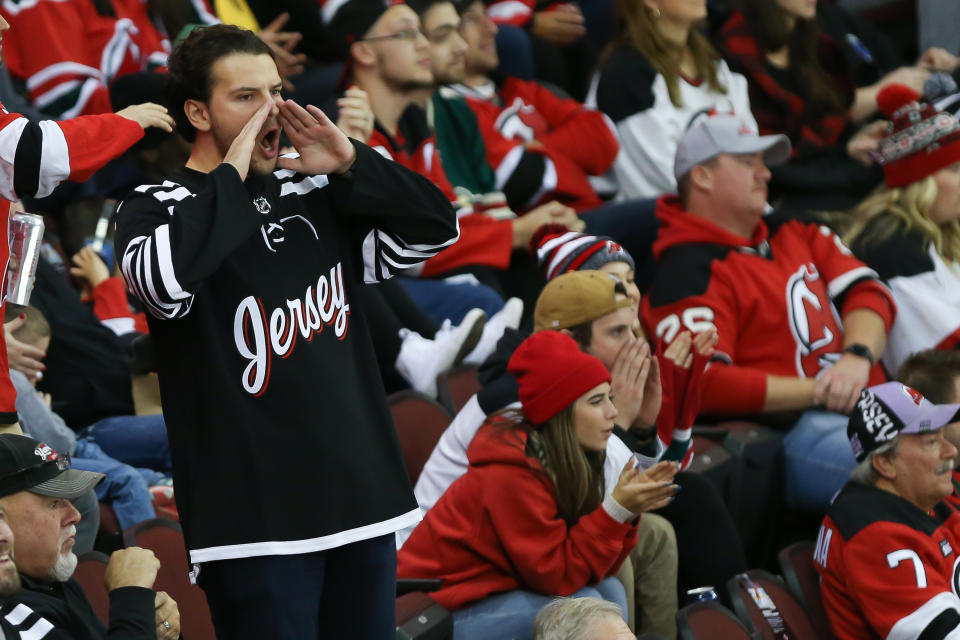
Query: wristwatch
844 343 875 367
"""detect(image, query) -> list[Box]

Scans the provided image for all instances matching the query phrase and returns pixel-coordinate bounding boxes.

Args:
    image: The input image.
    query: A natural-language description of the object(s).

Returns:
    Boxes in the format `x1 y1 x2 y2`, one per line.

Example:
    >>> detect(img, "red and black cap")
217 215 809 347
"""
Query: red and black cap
326 0 405 89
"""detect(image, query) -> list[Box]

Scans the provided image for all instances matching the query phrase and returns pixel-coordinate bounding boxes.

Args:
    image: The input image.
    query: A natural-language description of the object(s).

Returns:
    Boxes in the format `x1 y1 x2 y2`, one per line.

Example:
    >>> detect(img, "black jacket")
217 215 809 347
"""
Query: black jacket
0 576 155 639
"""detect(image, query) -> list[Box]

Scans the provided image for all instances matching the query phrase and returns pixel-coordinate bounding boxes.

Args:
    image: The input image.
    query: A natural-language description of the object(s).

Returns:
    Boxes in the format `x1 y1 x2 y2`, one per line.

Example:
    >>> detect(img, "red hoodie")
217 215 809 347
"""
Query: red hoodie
640 196 895 415
397 422 638 610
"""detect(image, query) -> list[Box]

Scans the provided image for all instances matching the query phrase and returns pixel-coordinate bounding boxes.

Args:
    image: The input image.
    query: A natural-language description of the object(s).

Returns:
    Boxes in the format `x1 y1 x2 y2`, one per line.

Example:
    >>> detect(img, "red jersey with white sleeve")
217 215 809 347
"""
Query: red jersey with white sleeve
0 0 170 118
640 197 896 415
0 104 145 422
815 481 960 639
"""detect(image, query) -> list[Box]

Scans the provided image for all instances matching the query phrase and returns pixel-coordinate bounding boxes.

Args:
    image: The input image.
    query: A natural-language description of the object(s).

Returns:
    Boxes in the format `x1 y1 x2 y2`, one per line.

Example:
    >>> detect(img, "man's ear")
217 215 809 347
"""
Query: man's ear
184 99 211 134
689 163 713 194
351 41 377 68
872 452 897 481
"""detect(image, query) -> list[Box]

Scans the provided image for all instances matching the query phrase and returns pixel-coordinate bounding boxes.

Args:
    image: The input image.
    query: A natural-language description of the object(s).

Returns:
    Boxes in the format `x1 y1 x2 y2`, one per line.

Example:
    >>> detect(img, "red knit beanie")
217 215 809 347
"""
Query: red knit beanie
507 331 611 425
877 83 960 187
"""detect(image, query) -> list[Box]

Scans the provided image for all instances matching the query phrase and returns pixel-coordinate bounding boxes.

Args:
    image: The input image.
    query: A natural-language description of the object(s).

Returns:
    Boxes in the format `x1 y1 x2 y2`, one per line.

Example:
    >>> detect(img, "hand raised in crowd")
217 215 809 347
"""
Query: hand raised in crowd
511 201 583 248
256 13 306 90
336 86 375 142
154 590 181 640
277 100 357 176
847 120 889 166
664 328 718 370
609 338 652 428
224 100 275 181
531 4 586 47
70 247 110 291
115 103 175 133
918 47 959 73
104 546 160 591
813 353 872 414
612 459 678 515
3 315 45 383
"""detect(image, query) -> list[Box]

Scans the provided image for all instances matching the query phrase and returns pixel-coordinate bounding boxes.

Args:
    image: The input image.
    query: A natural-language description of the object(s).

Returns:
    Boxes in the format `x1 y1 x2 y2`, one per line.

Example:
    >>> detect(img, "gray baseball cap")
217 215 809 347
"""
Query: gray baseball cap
847 382 960 462
674 113 792 180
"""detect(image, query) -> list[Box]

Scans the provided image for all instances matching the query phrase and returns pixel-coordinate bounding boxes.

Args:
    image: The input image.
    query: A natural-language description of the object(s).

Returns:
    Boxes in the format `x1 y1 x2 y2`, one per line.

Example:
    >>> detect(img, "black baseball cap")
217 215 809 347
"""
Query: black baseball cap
848 382 960 462
0 435 103 500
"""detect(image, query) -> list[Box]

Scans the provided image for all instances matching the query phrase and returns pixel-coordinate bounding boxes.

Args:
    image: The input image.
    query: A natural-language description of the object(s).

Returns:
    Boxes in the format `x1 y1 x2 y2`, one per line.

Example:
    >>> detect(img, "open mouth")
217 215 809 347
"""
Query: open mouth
258 126 280 159
0 551 12 566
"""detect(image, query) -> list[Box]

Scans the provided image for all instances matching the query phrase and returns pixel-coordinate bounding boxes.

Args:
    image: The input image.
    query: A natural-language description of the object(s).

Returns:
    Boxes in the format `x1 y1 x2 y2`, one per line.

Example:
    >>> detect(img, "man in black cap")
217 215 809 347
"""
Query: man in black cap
815 382 960 640
0 434 179 639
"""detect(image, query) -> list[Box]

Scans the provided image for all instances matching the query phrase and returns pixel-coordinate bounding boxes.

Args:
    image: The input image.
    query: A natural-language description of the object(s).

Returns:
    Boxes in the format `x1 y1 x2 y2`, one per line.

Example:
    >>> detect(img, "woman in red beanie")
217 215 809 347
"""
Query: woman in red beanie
844 84 960 377
397 330 678 640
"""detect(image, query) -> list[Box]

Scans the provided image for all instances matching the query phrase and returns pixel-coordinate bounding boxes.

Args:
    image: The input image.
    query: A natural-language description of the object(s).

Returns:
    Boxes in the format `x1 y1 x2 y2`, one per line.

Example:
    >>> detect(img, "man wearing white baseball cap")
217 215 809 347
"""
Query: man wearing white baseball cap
0 434 180 639
815 382 960 640
641 111 897 513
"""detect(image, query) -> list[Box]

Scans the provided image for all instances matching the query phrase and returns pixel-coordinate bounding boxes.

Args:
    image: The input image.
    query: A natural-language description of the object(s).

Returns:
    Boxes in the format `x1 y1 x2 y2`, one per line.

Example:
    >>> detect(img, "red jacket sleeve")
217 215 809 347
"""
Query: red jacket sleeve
511 79 619 176
803 221 896 330
0 108 144 200
485 0 534 27
421 214 513 276
484 465 638 595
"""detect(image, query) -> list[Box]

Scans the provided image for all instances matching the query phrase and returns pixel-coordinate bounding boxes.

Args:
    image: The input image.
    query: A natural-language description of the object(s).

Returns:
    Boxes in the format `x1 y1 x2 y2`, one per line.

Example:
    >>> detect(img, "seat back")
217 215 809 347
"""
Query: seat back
778 542 835 639
388 390 453 484
435 366 481 415
123 519 217 640
727 570 819 640
74 551 111 625
677 600 758 640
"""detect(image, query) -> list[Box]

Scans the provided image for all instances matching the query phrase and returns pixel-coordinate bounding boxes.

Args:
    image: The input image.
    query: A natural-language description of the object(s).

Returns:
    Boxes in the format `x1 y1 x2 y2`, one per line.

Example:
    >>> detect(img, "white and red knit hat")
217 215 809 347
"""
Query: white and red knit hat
532 225 635 281
876 83 960 188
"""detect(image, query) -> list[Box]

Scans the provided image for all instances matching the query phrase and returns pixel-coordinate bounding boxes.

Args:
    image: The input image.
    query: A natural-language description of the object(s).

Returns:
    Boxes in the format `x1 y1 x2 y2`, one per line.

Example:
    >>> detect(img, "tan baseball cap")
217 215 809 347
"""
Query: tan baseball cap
533 270 632 332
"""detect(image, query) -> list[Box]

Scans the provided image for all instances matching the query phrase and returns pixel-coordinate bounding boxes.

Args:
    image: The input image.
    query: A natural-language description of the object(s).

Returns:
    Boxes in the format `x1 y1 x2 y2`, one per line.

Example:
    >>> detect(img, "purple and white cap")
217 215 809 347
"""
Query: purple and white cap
847 382 960 462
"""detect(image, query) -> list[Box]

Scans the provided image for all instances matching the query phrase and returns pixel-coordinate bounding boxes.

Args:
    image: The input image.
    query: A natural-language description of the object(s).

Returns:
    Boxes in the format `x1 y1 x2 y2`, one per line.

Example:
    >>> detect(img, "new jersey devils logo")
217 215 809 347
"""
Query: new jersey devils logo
902 385 924 405
785 264 843 378
495 98 548 141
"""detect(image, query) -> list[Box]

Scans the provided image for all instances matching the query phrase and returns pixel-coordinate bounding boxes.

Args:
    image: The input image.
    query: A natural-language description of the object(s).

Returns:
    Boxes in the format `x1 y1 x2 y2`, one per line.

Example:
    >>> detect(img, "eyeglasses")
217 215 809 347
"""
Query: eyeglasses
363 28 425 43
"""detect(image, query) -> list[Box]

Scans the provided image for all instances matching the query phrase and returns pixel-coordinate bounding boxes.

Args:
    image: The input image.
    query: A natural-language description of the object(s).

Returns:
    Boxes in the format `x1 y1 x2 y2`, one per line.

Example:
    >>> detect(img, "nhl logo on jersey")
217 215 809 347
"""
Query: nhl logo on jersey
941 539 953 557
253 196 271 215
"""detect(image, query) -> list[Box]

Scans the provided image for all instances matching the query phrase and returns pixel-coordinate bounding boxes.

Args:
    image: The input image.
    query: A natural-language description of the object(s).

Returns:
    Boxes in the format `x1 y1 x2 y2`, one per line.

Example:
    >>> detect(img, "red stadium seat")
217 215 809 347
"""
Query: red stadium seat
388 390 454 485
435 365 481 415
74 551 110 625
677 600 758 640
123 519 217 640
727 570 819 640
778 541 836 639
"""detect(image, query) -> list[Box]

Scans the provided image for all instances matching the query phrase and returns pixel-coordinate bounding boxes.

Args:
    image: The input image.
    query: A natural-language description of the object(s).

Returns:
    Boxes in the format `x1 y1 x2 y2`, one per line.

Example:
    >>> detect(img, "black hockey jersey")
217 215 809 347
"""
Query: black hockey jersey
114 142 459 563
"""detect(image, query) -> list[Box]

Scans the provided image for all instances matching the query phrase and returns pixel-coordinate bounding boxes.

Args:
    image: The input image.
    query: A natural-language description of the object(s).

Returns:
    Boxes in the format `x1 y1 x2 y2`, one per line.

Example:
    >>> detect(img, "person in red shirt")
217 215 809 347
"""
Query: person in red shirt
398 330 678 639
896 350 960 511
814 382 960 639
641 111 896 512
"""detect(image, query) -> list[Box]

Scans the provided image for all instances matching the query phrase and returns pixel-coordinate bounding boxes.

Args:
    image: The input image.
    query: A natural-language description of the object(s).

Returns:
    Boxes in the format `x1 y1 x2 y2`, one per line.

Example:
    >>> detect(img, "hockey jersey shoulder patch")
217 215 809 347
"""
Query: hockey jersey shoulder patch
595 46 659 123
646 243 733 308
829 482 949 540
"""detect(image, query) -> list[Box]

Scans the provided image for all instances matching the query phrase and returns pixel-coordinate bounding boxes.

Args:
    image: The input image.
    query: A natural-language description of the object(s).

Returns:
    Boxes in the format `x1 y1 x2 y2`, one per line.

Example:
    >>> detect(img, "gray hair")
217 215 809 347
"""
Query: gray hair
532 597 624 640
850 437 900 486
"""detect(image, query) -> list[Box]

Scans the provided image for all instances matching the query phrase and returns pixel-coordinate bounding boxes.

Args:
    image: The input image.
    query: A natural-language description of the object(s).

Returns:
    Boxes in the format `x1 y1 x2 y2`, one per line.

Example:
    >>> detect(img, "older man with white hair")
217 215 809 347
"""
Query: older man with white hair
0 434 179 639
532 597 634 640
815 382 960 640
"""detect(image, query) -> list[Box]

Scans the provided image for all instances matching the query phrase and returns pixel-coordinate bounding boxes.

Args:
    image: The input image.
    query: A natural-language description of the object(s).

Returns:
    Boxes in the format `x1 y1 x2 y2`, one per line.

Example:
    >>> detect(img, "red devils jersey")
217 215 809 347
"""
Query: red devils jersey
641 197 895 415
815 482 960 639
1 0 170 118
0 104 144 422
448 78 617 212
366 105 514 276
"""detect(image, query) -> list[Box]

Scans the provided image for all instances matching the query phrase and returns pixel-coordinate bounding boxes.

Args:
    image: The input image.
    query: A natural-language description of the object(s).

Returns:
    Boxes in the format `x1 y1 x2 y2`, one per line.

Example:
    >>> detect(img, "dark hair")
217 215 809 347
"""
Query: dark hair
166 24 275 142
896 350 960 404
740 0 846 120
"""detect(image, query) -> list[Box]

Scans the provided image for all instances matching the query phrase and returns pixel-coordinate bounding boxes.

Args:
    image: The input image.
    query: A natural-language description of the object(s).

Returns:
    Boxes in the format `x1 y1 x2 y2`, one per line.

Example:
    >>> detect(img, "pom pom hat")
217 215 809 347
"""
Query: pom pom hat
876 83 960 187
508 331 611 425
532 224 636 281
